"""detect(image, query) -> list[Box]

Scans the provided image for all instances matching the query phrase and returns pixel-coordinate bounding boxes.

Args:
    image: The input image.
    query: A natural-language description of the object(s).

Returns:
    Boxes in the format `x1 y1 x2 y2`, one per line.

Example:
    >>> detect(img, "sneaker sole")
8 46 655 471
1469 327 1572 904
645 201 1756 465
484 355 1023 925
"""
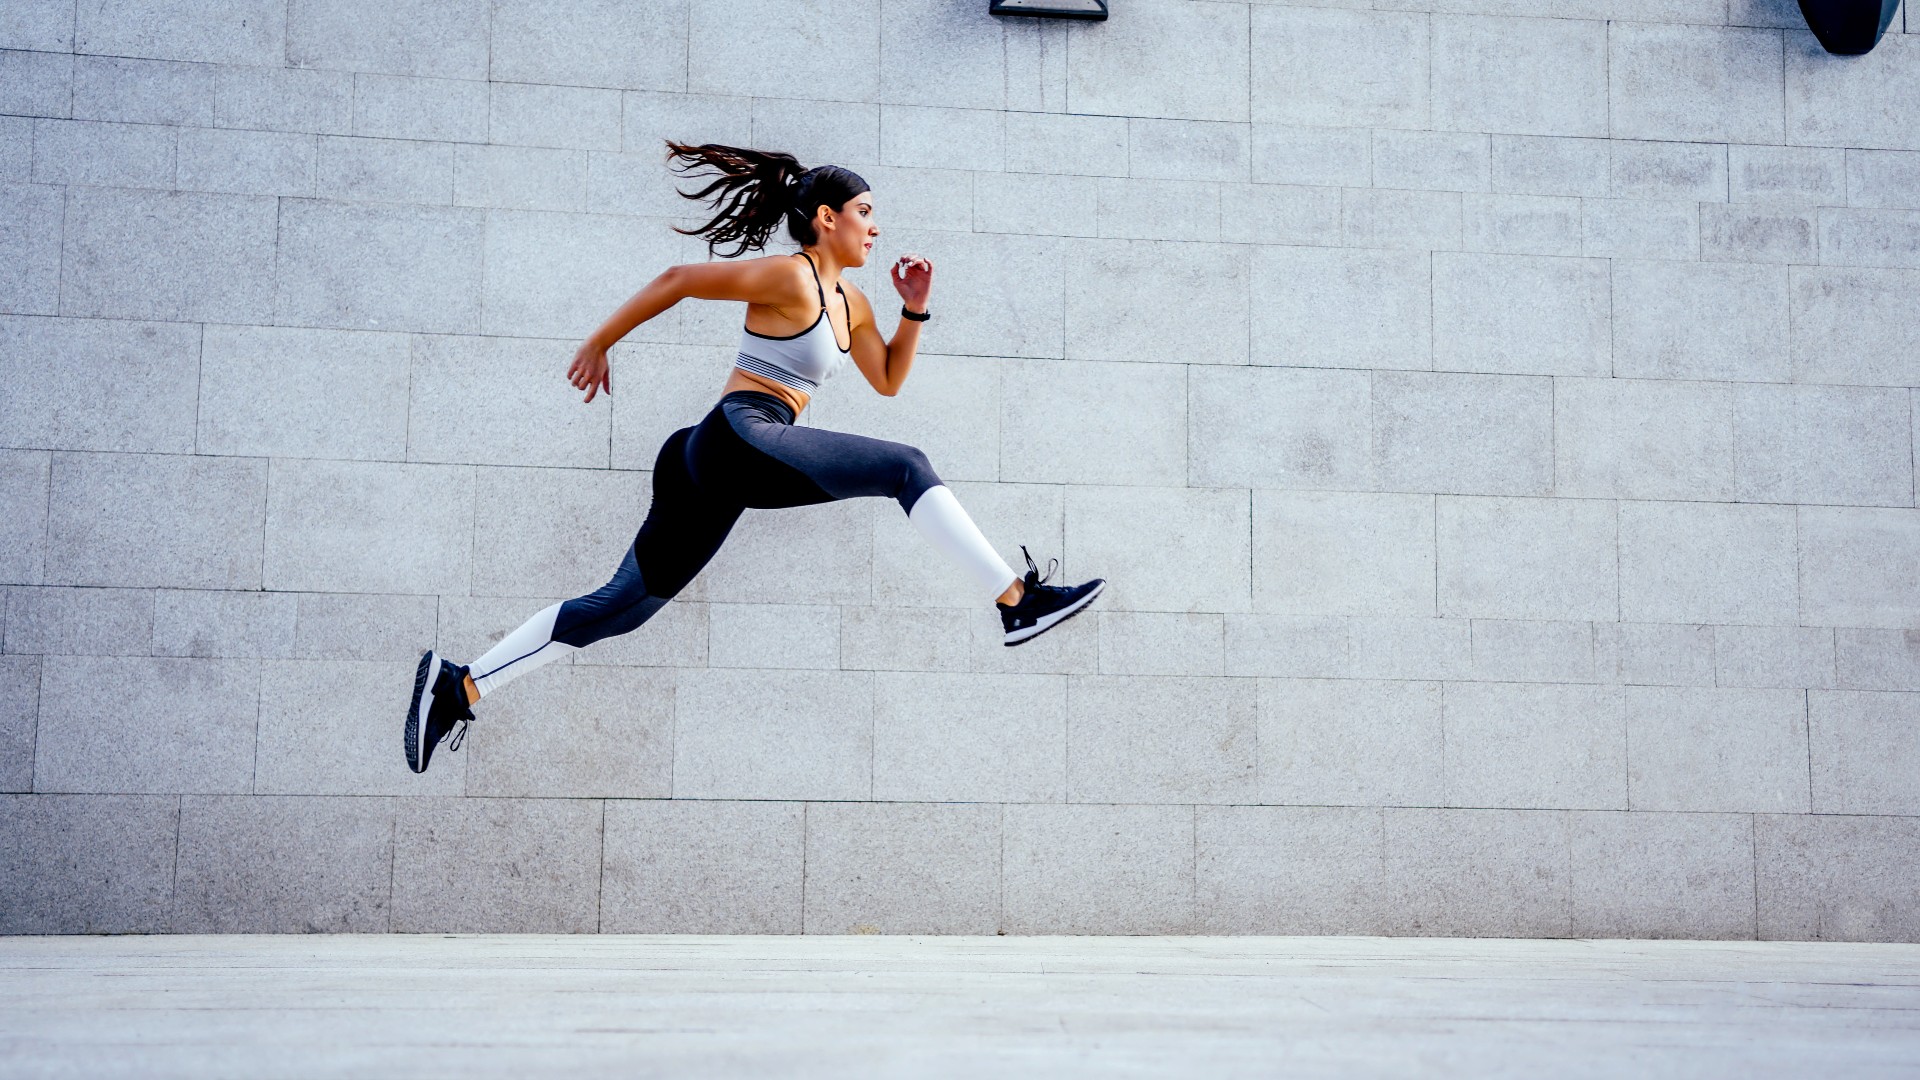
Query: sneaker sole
1004 579 1104 646
405 649 437 773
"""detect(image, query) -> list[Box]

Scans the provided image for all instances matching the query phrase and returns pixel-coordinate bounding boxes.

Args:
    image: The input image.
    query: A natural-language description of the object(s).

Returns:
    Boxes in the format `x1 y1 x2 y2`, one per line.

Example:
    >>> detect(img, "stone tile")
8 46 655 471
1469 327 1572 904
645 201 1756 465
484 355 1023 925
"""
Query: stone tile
73 54 215 126
0 794 178 934
0 451 49 586
1374 129 1489 193
0 1 75 52
1253 8 1426 127
1731 144 1847 204
483 209 688 341
1445 681 1627 810
1196 805 1392 934
673 668 871 800
1612 621 1717 686
1611 259 1789 381
1789 266 1920 387
1002 802 1194 934
599 799 803 934
1259 677 1443 807
391 797 603 933
1374 370 1554 496
1383 807 1572 937
289 0 485 79
313 134 454 205
1718 624 1837 690
456 143 585 212
1071 0 1248 122
36 656 257 794
1610 22 1785 143
1341 187 1462 251
872 671 1064 802
1472 618 1600 683
1065 485 1248 614
488 81 621 151
1189 366 1372 490
1064 238 1247 365
0 656 38 792
151 590 297 659
971 171 1098 238
879 0 1004 110
213 64 354 135
1581 197 1699 260
408 335 611 468
1224 614 1351 679
1096 611 1223 677
881 104 1003 172
1847 149 1920 208
3 586 150 656
1001 358 1185 486
275 199 484 334
708 603 839 670
77 0 281 65
1491 135 1609 197
1701 204 1818 263
264 459 473 596
465 664 672 799
863 226 1064 360
1251 490 1433 617
1218 181 1344 247
1460 192 1584 256
1819 206 1920 269
292 592 438 662
1628 685 1811 812
1554 377 1735 501
47 453 266 591
746 97 880 172
1619 500 1799 624
1786 31 1920 151
840 606 968 673
0 182 63 315
1436 495 1618 622
1836 627 1920 691
1569 811 1756 939
1758 813 1920 941
1252 246 1429 369
1129 117 1248 183
172 794 393 933
803 802 1001 935
1734 383 1911 506
1432 252 1609 376
1799 506 1920 630
701 498 874 607
1810 689 1920 815
60 187 277 323
252 659 462 797
1066 675 1255 804
1 315 199 455
198 324 411 461
1094 176 1220 242
491 0 685 89
1611 140 1728 201
32 118 176 188
1433 14 1608 137
175 126 317 197
0 51 70 120
1005 111 1127 177
690 0 876 101
1250 124 1371 188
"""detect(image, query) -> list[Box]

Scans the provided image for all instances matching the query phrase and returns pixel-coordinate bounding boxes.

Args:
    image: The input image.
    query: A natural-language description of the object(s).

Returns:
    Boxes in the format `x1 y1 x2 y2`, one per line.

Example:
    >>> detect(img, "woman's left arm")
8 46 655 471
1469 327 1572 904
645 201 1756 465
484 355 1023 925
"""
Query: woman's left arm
849 254 932 397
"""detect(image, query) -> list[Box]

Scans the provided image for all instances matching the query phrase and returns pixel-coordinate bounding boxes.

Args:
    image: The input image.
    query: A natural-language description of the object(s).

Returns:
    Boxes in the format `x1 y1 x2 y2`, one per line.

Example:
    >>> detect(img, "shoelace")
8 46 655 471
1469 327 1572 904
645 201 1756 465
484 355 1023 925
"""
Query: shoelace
445 714 471 752
1020 544 1063 594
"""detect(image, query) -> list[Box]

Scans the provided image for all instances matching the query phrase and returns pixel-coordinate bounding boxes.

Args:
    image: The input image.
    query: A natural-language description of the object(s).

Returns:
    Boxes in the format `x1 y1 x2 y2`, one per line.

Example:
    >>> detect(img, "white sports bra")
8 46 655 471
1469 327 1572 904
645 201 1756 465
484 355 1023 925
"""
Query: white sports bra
733 252 852 396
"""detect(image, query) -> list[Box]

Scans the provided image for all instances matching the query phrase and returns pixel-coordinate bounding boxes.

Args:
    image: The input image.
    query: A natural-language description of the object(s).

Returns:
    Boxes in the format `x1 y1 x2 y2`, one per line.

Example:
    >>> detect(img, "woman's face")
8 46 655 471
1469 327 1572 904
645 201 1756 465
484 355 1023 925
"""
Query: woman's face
822 190 876 267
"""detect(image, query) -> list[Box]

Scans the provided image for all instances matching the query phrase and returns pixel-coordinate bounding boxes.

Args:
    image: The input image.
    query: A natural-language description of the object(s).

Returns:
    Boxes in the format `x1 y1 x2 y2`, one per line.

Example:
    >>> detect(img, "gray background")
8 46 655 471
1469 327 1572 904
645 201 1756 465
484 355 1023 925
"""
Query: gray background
2 0 1918 939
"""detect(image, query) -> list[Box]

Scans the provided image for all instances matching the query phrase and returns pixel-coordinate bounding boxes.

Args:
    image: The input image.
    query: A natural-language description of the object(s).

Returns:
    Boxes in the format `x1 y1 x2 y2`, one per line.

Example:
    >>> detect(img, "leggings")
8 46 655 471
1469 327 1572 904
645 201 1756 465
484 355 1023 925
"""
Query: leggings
468 390 1019 696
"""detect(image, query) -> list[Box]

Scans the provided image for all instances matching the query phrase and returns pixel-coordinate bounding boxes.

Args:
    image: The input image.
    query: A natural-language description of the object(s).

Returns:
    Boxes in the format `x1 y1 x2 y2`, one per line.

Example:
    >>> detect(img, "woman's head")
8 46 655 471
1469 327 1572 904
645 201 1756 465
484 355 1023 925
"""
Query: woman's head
663 141 873 265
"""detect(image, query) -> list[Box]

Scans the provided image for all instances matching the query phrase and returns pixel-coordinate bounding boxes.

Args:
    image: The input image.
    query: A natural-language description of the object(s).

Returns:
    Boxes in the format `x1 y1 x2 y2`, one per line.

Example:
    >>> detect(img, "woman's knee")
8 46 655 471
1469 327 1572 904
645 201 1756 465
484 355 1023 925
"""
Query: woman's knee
896 443 942 510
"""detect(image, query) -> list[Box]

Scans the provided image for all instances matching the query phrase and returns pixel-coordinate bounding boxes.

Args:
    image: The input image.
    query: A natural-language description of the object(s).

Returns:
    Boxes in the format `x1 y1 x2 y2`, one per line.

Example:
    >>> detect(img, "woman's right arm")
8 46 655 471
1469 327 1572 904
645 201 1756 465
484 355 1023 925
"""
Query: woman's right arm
568 256 798 403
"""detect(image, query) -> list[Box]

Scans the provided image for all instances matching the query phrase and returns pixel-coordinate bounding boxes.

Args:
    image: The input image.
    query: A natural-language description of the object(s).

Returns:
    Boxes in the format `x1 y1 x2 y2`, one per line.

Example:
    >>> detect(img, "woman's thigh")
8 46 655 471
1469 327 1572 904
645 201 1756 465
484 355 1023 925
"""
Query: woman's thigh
736 419 943 511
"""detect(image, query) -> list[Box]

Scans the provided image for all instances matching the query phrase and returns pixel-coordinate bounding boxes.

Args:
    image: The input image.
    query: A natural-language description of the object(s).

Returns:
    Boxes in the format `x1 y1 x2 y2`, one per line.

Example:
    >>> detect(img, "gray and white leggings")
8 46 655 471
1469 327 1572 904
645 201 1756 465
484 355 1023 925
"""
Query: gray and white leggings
467 390 1017 697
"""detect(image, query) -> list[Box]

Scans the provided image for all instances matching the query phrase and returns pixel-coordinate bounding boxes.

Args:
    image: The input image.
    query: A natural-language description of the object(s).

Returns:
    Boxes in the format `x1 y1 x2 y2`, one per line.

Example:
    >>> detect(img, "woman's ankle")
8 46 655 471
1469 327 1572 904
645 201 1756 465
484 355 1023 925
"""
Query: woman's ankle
996 579 1024 607
463 672 481 706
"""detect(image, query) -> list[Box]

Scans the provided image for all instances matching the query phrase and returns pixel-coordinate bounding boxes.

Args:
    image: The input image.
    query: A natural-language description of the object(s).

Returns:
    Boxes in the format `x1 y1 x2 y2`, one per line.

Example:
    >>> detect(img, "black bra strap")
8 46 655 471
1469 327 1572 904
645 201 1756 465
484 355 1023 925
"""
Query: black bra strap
798 251 849 349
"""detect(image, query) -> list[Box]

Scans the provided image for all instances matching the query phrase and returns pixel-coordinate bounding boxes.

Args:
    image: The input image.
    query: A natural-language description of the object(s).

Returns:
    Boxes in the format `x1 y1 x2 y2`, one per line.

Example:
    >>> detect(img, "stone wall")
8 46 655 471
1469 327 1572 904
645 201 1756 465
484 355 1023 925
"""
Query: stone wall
2 0 1919 938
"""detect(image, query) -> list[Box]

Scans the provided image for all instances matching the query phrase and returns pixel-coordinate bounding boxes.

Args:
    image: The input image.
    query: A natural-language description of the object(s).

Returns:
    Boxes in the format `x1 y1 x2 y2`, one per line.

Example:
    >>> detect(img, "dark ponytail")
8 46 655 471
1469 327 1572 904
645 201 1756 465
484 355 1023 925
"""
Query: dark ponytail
663 140 869 260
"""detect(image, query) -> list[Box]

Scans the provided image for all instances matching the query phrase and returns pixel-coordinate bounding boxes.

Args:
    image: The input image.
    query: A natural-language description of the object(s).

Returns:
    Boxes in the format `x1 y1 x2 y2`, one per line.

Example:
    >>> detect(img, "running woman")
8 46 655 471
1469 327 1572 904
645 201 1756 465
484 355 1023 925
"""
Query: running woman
404 142 1106 774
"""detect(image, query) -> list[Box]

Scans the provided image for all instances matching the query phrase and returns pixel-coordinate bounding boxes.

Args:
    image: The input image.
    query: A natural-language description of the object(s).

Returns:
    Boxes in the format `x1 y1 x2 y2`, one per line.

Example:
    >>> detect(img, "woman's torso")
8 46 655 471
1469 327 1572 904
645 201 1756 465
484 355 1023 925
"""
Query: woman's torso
721 252 851 416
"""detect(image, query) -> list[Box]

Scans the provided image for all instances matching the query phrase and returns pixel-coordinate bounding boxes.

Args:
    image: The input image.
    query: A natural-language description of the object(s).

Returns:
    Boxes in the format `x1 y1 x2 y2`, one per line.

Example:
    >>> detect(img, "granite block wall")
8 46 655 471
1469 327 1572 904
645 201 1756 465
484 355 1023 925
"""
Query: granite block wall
2 0 1918 939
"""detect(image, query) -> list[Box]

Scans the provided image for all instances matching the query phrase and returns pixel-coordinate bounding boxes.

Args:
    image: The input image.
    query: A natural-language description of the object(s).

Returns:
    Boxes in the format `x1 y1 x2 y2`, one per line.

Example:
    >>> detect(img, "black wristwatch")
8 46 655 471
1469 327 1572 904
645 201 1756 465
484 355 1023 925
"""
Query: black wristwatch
901 304 930 322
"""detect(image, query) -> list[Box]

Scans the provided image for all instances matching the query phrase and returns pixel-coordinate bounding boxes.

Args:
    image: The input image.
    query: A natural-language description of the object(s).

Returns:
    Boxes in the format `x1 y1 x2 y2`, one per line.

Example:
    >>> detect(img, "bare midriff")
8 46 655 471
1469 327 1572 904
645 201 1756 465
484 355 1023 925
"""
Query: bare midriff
719 366 810 418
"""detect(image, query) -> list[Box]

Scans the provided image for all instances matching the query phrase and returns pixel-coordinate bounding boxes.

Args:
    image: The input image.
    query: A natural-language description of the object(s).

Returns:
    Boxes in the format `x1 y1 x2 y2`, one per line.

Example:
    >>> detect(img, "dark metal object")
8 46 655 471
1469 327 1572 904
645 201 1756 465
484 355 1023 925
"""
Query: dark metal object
989 0 1109 20
1798 0 1901 55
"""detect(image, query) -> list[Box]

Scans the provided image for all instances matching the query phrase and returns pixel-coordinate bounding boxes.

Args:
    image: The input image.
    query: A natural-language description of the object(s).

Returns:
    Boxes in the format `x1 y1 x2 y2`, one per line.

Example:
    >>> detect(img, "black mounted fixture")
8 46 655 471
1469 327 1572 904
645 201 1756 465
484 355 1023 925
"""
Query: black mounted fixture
989 0 1108 19
1798 0 1902 54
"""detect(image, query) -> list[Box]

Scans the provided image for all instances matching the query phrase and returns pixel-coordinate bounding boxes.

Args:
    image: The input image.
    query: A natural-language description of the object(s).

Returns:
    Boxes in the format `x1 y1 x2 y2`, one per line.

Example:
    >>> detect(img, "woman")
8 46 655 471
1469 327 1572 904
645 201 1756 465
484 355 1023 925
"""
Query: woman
403 142 1106 774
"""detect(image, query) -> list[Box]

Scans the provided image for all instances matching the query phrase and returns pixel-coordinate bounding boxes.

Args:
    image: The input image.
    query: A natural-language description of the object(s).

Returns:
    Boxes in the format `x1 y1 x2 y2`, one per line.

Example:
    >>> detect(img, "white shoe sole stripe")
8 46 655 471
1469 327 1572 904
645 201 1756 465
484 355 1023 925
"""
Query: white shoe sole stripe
1004 580 1104 644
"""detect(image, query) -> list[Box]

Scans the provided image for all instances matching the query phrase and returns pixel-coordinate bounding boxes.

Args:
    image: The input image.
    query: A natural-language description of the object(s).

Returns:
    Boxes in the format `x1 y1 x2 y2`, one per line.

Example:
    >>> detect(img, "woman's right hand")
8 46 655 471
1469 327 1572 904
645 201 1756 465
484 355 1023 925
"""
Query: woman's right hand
568 340 611 403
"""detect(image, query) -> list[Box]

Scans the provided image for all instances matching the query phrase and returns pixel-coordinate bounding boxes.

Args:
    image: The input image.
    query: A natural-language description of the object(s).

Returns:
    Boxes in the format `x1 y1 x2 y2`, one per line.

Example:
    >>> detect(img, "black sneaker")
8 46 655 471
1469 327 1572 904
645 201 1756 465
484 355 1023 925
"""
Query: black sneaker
404 649 473 774
997 545 1105 646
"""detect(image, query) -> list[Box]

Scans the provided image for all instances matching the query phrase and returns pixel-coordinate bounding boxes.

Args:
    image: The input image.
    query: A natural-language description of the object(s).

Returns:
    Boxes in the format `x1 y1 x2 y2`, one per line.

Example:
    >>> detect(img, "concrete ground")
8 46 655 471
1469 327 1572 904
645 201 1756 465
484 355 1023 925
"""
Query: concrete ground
3 935 1919 1078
